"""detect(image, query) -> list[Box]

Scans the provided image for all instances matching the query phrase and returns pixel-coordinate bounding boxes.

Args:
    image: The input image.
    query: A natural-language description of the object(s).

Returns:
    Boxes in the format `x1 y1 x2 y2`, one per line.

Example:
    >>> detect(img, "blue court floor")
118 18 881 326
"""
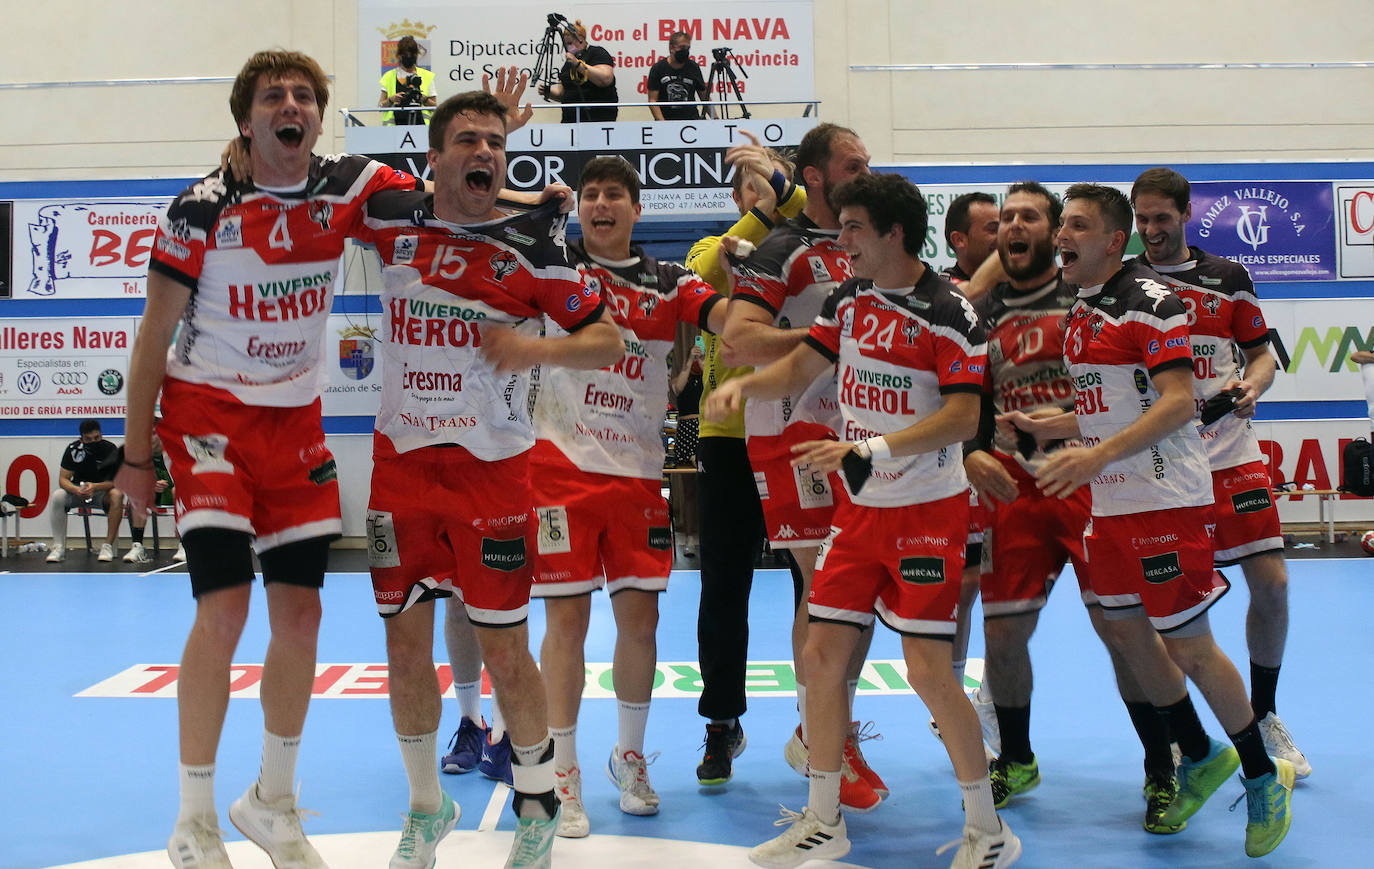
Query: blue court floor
0 557 1367 869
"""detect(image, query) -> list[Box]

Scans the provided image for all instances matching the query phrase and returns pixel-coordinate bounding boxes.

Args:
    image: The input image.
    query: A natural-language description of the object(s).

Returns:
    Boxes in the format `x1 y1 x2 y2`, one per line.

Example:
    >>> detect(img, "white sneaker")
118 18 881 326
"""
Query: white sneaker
174 544 188 562
124 542 151 564
167 815 233 869
937 818 1022 869
554 766 589 838
229 783 326 869
45 544 66 563
391 792 459 869
971 681 1002 756
748 806 850 869
97 542 115 562
1258 712 1312 778
607 745 660 815
783 725 809 777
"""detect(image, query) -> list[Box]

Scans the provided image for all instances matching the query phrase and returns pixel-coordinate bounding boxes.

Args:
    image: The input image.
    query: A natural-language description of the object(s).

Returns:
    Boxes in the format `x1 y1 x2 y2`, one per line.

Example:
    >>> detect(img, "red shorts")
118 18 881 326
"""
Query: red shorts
1083 505 1229 633
1211 460 1284 565
748 422 845 548
367 447 533 625
529 459 672 598
158 379 341 551
808 492 968 638
981 456 1092 617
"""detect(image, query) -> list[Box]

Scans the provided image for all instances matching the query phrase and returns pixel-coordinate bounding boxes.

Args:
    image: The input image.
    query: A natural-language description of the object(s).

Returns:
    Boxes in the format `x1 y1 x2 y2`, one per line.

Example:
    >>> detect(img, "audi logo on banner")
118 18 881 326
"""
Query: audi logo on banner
51 372 89 386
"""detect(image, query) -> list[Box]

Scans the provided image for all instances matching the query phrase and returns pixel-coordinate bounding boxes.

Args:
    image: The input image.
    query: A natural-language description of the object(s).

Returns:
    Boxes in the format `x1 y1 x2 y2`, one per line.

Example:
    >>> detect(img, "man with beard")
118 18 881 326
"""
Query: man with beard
1129 167 1309 780
354 91 624 869
965 182 1180 831
717 123 887 811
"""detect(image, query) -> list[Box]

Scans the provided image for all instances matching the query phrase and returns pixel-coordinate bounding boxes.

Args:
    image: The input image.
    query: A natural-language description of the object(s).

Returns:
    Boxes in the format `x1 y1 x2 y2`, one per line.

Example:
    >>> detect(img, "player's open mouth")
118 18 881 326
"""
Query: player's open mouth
465 168 493 193
1060 249 1079 266
590 217 615 229
275 124 305 146
1007 240 1030 255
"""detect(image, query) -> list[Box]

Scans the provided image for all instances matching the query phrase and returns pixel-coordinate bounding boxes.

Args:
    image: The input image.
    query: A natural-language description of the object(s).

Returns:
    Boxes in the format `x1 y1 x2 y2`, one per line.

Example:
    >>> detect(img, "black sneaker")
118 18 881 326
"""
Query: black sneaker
1143 771 1185 834
696 720 746 785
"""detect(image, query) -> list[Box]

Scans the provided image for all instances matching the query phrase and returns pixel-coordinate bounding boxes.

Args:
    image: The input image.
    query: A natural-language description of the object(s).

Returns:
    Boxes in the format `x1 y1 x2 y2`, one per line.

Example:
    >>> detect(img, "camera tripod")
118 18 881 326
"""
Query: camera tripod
533 13 573 92
705 47 750 119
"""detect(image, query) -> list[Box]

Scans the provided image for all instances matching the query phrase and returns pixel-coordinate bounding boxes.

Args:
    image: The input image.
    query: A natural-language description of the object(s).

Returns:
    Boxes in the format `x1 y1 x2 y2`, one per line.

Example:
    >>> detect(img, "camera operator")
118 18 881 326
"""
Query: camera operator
378 35 437 125
538 18 618 122
647 31 709 121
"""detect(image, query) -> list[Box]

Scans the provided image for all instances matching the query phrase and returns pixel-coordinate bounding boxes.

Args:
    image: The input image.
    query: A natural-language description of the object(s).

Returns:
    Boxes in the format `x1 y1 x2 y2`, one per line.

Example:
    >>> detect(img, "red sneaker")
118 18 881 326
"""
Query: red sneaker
844 720 889 799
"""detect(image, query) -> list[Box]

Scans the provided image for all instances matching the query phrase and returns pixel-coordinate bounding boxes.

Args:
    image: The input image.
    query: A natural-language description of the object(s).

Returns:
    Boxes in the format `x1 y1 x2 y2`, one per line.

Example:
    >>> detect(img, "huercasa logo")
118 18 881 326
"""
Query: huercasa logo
1231 489 1273 514
899 556 944 585
1140 552 1183 585
480 537 526 572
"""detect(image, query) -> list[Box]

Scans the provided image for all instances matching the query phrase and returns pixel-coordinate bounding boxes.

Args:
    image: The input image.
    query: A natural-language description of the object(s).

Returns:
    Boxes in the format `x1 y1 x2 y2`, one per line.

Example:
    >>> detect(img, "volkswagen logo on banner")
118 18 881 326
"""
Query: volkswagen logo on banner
17 371 40 394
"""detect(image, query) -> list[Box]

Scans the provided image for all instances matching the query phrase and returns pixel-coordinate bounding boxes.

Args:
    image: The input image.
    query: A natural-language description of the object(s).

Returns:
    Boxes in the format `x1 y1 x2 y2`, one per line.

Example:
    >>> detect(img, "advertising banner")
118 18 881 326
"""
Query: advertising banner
0 317 134 418
1185 181 1336 282
322 313 385 416
1257 299 1372 402
0 201 11 299
11 198 167 300
1336 183 1374 279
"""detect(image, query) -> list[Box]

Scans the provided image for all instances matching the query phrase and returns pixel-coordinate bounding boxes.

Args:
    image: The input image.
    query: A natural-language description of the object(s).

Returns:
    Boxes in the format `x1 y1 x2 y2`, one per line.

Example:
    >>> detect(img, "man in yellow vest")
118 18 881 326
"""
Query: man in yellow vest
379 36 436 125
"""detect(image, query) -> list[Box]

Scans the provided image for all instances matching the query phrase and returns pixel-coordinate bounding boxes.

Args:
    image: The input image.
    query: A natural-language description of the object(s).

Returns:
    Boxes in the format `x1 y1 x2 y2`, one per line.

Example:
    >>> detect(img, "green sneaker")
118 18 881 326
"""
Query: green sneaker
989 755 1040 809
1157 737 1239 828
1241 758 1294 857
1142 772 1186 834
390 792 459 869
504 808 559 869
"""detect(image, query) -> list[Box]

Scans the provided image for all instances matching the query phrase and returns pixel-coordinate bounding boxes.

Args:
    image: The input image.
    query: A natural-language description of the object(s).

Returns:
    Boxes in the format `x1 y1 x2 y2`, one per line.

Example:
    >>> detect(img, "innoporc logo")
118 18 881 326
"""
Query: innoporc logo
339 325 377 380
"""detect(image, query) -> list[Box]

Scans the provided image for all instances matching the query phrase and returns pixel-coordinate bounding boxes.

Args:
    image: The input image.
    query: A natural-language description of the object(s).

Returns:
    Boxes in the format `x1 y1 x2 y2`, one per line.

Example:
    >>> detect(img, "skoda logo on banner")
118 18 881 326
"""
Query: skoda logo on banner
1236 206 1271 251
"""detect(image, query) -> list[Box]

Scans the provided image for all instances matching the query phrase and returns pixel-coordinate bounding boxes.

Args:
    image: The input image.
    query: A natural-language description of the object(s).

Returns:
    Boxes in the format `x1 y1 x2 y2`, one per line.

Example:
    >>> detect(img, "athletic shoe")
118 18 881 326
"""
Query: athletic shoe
1258 712 1312 779
441 717 486 774
229 783 326 868
167 815 233 869
45 544 66 563
390 792 459 869
1142 772 1186 834
988 756 1040 809
479 730 514 787
697 720 746 785
554 766 589 838
97 542 116 562
844 720 889 798
970 682 1001 755
123 542 151 564
839 756 882 813
503 808 559 869
935 818 1022 869
929 713 997 763
1157 737 1240 828
748 805 850 869
1241 757 1295 857
783 725 809 777
607 746 660 815
173 544 188 562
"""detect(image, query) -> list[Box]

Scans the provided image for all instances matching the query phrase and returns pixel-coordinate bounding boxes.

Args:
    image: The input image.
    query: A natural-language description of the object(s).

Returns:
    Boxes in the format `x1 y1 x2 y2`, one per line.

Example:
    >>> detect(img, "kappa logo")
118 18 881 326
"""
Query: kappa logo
393 234 418 265
776 524 799 539
215 215 243 248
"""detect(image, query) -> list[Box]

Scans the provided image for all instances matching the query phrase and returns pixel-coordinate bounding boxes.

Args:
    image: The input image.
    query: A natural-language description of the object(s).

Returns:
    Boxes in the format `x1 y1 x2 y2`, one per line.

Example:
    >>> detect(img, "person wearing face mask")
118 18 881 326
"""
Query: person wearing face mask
647 31 709 121
379 35 437 125
538 19 618 122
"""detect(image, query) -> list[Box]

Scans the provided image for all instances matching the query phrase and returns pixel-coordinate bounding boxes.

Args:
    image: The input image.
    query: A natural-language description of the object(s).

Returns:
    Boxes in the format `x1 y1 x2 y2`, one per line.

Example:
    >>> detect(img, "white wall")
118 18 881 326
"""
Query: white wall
2 0 1371 180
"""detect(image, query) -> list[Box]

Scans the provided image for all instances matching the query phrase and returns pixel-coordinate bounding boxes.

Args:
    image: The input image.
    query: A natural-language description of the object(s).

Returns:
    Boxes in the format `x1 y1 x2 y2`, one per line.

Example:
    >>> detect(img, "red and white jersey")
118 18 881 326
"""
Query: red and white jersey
535 243 723 479
1132 247 1270 471
1063 261 1213 517
807 269 987 508
356 195 605 461
732 215 851 439
975 272 1082 475
148 155 419 406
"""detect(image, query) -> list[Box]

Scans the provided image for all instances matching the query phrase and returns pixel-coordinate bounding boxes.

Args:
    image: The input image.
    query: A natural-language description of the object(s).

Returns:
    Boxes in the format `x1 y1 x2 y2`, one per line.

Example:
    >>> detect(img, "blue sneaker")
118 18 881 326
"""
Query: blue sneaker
479 730 514 786
441 717 487 775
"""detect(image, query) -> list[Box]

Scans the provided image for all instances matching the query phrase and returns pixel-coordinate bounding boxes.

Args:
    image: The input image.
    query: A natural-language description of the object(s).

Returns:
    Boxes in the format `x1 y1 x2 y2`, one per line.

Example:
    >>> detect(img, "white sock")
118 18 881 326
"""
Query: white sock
797 684 809 743
490 691 507 741
952 658 967 687
959 777 1001 835
846 680 859 721
453 679 483 723
550 724 578 771
397 731 442 813
808 767 842 825
511 737 555 820
256 730 300 802
177 763 217 823
617 700 650 755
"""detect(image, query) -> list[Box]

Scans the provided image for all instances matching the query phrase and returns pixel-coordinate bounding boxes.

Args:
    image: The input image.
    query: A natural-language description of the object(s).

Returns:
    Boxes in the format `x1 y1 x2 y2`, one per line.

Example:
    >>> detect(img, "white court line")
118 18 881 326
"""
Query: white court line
140 562 185 577
478 783 510 831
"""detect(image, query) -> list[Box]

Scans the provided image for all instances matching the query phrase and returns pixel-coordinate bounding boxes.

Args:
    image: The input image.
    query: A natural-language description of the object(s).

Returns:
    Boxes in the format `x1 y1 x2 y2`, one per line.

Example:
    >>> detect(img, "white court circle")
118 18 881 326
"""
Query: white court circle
47 830 874 869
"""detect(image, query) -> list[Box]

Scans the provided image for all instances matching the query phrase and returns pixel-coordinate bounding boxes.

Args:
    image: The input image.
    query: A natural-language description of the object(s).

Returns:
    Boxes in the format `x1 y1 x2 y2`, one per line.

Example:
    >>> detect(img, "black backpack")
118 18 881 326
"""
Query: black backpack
1342 437 1374 496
